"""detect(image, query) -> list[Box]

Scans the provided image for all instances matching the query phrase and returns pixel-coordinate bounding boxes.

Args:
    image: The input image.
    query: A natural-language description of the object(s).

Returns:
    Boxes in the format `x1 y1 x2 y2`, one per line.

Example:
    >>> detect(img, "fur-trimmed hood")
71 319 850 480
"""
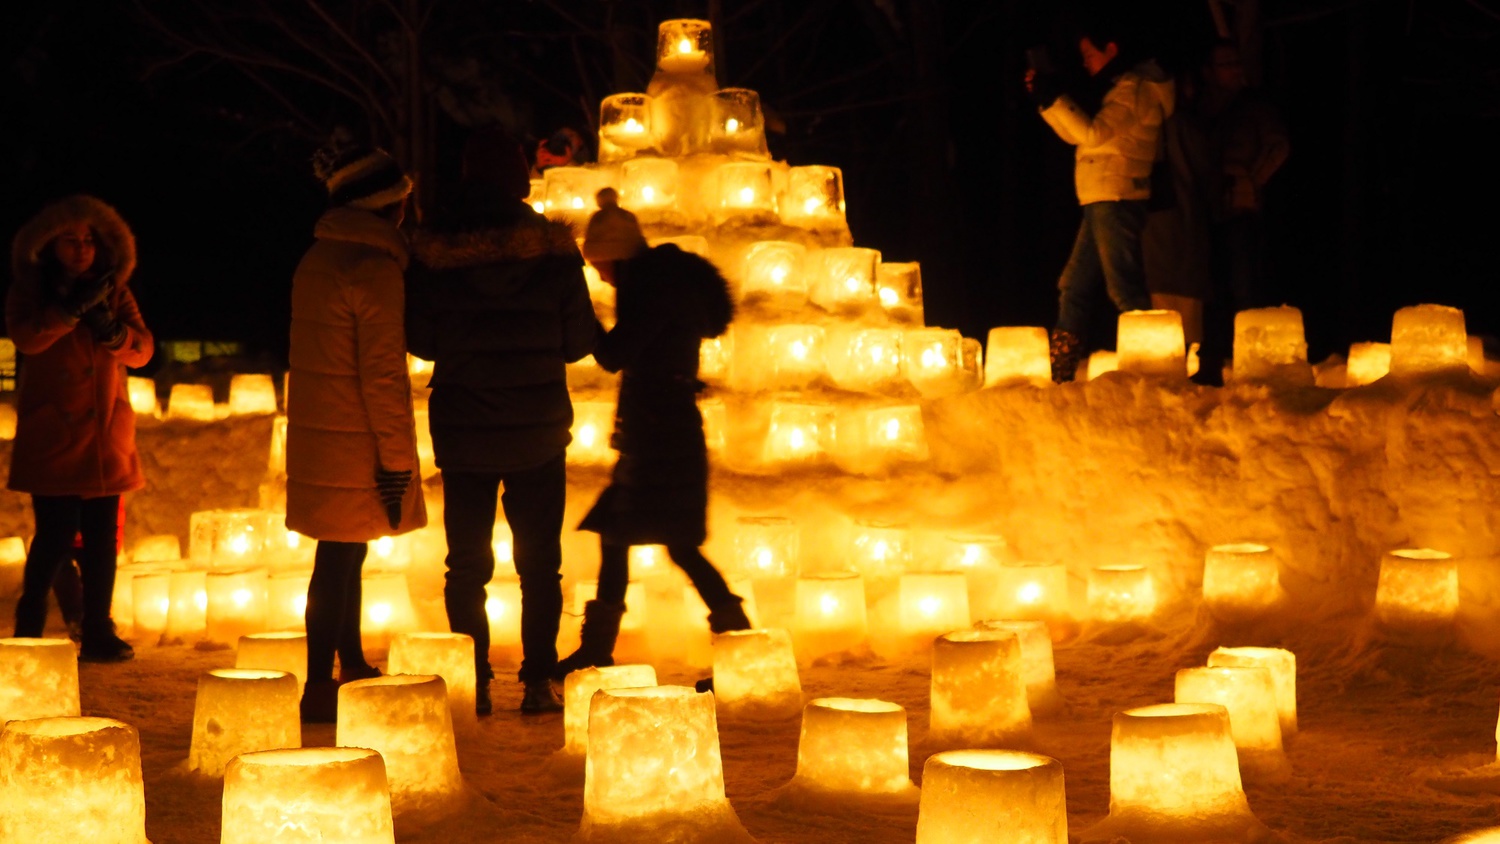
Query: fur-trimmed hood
411 213 578 271
11 195 137 290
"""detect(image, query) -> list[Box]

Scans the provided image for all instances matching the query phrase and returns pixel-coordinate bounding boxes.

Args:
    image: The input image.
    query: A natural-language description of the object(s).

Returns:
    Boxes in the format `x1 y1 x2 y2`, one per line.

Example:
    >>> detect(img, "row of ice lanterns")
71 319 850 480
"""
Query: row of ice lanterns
597 87 772 162
124 373 279 421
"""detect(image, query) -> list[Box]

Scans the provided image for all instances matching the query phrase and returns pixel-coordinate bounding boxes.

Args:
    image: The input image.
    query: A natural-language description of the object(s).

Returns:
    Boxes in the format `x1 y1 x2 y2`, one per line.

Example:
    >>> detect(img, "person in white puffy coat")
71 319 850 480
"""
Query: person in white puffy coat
1030 30 1175 381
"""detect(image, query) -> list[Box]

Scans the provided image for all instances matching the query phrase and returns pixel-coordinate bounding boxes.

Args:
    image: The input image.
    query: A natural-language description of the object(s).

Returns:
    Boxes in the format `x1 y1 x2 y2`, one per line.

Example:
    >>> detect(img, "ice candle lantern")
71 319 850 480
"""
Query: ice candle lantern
992 562 1070 624
1375 548 1459 630
733 516 799 579
808 247 879 312
850 520 912 579
485 577 524 649
204 567 269 647
903 328 969 397
1202 543 1280 620
544 166 612 228
825 327 903 392
1117 309 1186 376
1086 565 1157 624
267 569 311 631
916 751 1067 844
900 572 971 642
132 533 181 563
166 382 215 421
110 562 176 639
599 93 654 155
337 675 463 818
0 638 80 724
190 508 276 567
1175 666 1289 781
793 573 869 662
127 376 158 416
235 632 308 692
161 569 208 645
655 19 713 74
1207 647 1298 737
791 698 917 799
527 179 545 215
975 620 1063 715
762 399 833 466
712 629 803 719
781 165 847 231
714 161 776 223
834 404 928 472
700 397 727 453
741 240 808 304
389 633 478 733
0 717 149 842
620 156 678 212
1233 306 1310 383
700 334 731 384
711 88 768 157
930 630 1032 748
228 373 278 415
876 262 924 323
568 401 616 466
1391 304 1468 375
221 747 395 844
1345 342 1392 386
360 572 419 652
985 327 1052 387
187 668 300 778
763 324 828 389
131 572 172 642
561 664 658 757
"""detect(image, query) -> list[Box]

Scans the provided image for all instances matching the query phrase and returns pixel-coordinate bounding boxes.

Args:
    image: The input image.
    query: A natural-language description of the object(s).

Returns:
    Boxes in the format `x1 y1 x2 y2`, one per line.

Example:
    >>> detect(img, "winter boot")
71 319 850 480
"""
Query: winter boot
520 680 563 714
1049 328 1084 384
552 600 626 679
707 596 752 634
338 661 382 684
300 680 340 723
476 681 493 717
78 620 134 663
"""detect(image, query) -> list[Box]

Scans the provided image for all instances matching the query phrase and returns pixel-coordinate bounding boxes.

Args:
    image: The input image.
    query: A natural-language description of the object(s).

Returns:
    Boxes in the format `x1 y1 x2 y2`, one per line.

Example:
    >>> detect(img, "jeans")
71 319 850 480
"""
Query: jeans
1055 200 1152 339
14 495 120 637
305 540 370 683
596 542 736 609
442 454 566 685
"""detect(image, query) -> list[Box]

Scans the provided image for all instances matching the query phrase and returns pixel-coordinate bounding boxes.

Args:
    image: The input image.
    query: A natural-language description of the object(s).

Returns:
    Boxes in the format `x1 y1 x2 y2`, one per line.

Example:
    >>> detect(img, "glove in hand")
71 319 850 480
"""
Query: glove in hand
80 304 125 348
375 467 413 530
60 274 112 319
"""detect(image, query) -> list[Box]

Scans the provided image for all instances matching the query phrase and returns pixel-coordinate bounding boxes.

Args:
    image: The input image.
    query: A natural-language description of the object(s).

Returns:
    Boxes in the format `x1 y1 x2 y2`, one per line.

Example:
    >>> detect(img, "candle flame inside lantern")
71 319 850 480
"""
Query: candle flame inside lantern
227 535 251 556
921 346 946 369
195 590 208 612
532 200 546 214
373 536 394 558
820 595 840 615
788 429 807 450
738 186 755 204
578 423 599 448
790 340 808 360
293 595 306 615
844 276 863 293
771 266 788 284
641 186 656 203
678 38 693 54
918 595 942 617
755 548 774 571
1018 582 1042 604
369 603 392 625
623 117 643 134
803 197 821 214
884 419 902 440
725 118 740 133
961 546 984 567
232 588 253 608
879 287 899 308
571 196 585 210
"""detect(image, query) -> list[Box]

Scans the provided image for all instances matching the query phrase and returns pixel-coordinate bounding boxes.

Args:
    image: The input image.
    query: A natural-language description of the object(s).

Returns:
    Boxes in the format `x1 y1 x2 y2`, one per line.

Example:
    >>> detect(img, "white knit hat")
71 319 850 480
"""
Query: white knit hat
313 145 414 211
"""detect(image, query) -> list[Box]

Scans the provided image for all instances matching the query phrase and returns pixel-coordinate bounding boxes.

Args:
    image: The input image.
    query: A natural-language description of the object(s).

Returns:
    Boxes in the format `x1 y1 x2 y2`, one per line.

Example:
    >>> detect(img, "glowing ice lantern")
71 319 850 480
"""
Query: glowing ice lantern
337 675 462 818
526 178 546 214
190 507 275 567
1202 543 1280 620
0 638 80 723
700 333 732 384
733 516 799 580
900 572 971 641
599 93 655 152
620 156 677 211
699 397 727 453
1117 309 1186 376
204 567 268 648
266 568 311 631
110 561 176 639
389 632 478 734
581 686 750 842
0 535 23 565
235 632 308 693
1375 548 1458 629
485 576 523 649
791 698 916 799
132 533 180 562
930 630 1031 750
850 520 912 578
876 261 924 323
808 247 879 312
126 376 158 416
0 717 148 842
916 751 1067 844
167 382 215 421
655 18 713 74
568 401 616 466
992 562 1070 623
712 629 802 719
131 571 172 642
1085 350 1119 380
221 747 395 844
714 161 775 222
1176 666 1290 781
975 620 1063 715
1471 335 1487 373
781 165 847 231
835 404 928 471
0 405 12 439
561 664 658 757
543 166 611 227
1233 306 1310 383
741 240 808 303
985 327 1052 387
793 573 869 662
187 668 300 778
161 569 208 646
765 324 827 388
360 572 419 652
762 399 833 466
228 373 278 415
710 88 768 157
1087 565 1157 623
903 328 968 397
826 327 903 392
1390 304 1468 375
1207 647 1298 737
1346 341 1391 386
942 533 1007 571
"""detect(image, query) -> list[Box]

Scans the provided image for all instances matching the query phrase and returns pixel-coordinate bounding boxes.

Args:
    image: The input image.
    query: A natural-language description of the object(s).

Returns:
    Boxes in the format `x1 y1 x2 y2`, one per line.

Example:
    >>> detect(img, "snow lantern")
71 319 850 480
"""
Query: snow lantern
941 533 1007 571
985 327 1052 387
733 516 799 579
793 572 869 662
485 576 523 649
581 686 749 841
1375 548 1459 630
1100 703 1254 836
741 240 808 304
1390 304 1468 375
235 632 308 693
710 88 768 157
1202 543 1280 619
700 334 732 384
0 717 148 842
700 397 727 453
762 399 834 466
620 156 678 213
655 18 713 74
1085 350 1119 380
1086 565 1157 624
1117 310 1186 376
904 327 975 397
527 179 546 214
930 630 1032 748
228 373 278 415
790 698 916 799
190 508 275 567
573 580 648 633
834 404 928 472
161 569 208 646
221 747 394 844
850 520 912 578
561 664 658 757
992 561 1070 624
266 569 311 632
1232 306 1309 383
975 620 1063 715
337 675 463 818
876 261 924 323
204 567 269 647
713 161 776 223
0 405 12 439
167 382 215 421
544 166 611 228
599 93 655 158
187 668 300 778
360 572 419 652
130 571 172 642
808 247 879 312
712 628 803 719
132 533 181 563
0 535 23 566
900 572 971 642
780 165 847 232
1207 647 1297 737
110 561 176 639
567 401 616 466
916 751 1067 844
389 633 478 734
1175 666 1289 781
126 376 158 416
825 327 903 392
0 638 79 724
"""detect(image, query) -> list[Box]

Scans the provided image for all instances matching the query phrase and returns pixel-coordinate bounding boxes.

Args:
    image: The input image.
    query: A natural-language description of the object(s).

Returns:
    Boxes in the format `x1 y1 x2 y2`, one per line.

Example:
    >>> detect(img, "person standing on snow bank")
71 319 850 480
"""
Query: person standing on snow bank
287 144 427 722
554 189 751 679
408 128 602 716
1027 20 1176 382
7 195 153 662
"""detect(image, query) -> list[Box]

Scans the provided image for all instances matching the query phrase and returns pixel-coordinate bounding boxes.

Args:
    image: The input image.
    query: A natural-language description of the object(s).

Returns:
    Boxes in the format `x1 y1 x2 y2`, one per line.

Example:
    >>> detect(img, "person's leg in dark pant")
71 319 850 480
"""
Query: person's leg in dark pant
500 454 567 685
666 545 736 608
1094 200 1153 314
442 470 502 686
14 496 82 637
75 495 122 630
52 560 85 635
1054 213 1104 340
335 543 372 678
596 542 631 605
305 540 366 683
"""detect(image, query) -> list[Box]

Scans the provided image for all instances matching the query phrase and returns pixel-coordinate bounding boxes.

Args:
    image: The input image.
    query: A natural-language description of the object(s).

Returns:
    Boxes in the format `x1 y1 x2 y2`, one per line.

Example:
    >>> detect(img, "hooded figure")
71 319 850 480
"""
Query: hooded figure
7 194 153 661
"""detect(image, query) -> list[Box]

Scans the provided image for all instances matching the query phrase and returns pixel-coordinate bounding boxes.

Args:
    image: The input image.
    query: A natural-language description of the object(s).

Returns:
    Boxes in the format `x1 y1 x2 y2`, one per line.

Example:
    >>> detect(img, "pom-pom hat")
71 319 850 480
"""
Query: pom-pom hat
582 188 647 263
312 144 414 211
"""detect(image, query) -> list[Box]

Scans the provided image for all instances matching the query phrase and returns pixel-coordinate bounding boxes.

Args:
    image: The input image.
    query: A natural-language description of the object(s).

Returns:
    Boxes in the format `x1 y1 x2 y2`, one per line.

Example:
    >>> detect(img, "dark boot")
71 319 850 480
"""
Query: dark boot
552 600 625 679
520 680 563 714
338 661 382 684
476 681 493 717
300 679 340 723
707 597 752 634
79 620 133 663
1049 328 1084 384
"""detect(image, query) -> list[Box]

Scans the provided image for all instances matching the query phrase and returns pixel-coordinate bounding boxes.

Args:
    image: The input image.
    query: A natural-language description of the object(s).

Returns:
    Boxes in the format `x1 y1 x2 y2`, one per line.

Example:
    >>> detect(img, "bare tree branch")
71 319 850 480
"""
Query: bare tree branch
305 0 400 93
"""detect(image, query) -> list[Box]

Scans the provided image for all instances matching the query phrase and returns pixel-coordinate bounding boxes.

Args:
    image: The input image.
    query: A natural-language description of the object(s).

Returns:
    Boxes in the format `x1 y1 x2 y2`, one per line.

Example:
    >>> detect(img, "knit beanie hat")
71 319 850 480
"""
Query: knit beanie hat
582 189 647 263
462 127 531 200
312 144 414 211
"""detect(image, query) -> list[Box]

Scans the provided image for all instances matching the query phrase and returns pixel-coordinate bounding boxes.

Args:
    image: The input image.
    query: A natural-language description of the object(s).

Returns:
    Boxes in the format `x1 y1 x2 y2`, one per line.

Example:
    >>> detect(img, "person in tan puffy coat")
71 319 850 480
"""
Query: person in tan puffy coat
287 145 426 721
7 195 153 662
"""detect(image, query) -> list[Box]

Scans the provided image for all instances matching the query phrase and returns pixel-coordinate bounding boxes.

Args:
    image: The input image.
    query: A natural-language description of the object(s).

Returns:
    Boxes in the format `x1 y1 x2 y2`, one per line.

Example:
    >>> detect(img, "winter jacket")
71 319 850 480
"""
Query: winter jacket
6 196 154 497
1042 59 1176 205
286 207 426 542
1143 107 1215 298
578 245 733 547
408 189 600 474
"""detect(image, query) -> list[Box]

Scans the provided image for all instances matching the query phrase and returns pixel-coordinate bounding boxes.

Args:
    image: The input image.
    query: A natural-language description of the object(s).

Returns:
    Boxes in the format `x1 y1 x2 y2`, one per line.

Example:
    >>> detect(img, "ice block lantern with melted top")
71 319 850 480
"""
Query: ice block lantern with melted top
1233 306 1310 384
1391 304 1468 376
0 638 80 724
0 717 150 842
187 668 300 778
985 327 1052 387
781 165 847 232
221 747 394 844
598 93 655 160
917 751 1067 844
794 573 869 662
733 515 799 579
1202 543 1280 620
1375 548 1459 631
929 630 1031 749
790 698 917 801
1117 309 1186 376
710 88 768 157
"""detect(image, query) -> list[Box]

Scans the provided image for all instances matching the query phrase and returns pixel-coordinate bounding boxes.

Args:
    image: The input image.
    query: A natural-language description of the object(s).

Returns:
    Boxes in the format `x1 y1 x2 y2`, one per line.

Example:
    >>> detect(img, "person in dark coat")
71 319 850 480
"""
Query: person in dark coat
7 195 154 662
408 128 602 715
554 189 750 679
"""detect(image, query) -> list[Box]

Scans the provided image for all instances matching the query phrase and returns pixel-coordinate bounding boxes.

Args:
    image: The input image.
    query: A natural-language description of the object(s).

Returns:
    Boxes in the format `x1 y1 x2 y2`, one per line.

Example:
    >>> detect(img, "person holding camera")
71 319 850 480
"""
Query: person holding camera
1027 21 1175 382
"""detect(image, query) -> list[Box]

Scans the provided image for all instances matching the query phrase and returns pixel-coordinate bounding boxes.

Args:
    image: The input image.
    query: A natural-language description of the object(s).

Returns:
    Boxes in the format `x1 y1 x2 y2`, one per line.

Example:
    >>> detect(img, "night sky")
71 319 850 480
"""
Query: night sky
5 0 1500 372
